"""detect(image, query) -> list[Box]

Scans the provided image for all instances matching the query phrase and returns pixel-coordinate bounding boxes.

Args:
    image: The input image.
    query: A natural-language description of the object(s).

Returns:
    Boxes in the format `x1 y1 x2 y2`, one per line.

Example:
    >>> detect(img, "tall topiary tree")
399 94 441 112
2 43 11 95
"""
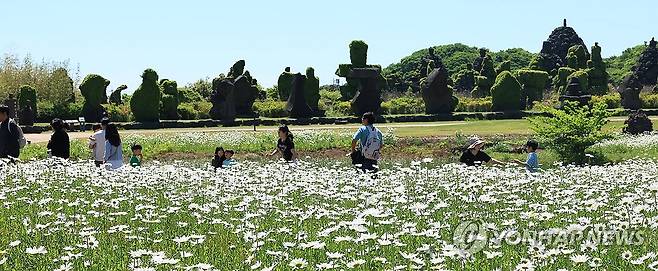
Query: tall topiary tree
304 67 320 111
80 74 110 122
349 40 368 67
160 79 180 120
491 71 522 111
109 85 127 105
495 60 511 75
587 42 609 95
131 69 161 122
516 70 549 109
18 85 37 117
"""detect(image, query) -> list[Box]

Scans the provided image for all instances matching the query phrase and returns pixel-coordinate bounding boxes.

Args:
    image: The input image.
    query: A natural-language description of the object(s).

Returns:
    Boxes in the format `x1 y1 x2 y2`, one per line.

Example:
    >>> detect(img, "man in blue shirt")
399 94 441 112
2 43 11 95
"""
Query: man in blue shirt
350 112 383 172
515 140 539 172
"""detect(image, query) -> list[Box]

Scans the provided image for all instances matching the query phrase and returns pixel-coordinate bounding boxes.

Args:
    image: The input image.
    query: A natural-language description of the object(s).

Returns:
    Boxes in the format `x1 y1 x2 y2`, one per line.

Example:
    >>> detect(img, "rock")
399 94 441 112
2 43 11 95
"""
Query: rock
422 67 458 114
620 74 642 110
623 110 653 134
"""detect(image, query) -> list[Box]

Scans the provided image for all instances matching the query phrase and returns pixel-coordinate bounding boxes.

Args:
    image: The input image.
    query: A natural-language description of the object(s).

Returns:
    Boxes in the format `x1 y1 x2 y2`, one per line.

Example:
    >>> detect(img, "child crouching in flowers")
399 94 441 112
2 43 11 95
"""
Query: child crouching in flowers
211 147 225 169
222 150 236 167
514 139 540 172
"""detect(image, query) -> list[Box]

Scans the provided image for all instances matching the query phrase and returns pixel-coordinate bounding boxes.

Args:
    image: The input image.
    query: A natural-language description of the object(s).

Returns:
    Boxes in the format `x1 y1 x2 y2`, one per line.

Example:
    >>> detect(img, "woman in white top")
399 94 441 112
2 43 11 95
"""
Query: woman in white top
103 123 123 170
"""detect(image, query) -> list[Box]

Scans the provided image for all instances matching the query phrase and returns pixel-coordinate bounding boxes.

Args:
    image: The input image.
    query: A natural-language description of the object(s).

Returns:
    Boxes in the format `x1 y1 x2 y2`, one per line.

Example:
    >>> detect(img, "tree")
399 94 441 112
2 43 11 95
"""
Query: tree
131 69 161 122
530 102 611 165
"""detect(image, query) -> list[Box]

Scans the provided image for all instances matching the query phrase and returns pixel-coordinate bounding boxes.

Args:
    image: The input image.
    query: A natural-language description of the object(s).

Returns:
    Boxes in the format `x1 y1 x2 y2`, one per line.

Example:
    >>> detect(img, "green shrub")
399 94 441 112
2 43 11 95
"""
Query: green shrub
330 101 353 116
641 93 658 108
590 94 621 109
381 96 425 115
109 85 127 105
495 60 511 74
253 100 288 118
349 40 368 67
131 69 161 122
159 79 180 120
79 74 110 122
177 103 198 120
277 69 294 101
516 69 549 109
491 71 522 111
18 85 37 114
456 97 492 112
103 103 132 122
195 101 212 119
530 101 611 165
471 55 496 97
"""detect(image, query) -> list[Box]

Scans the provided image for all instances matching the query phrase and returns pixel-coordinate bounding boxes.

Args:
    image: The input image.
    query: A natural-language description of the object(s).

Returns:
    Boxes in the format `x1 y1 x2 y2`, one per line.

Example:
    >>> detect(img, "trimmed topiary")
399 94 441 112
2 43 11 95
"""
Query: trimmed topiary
18 85 37 125
349 40 368 67
131 69 161 122
567 45 588 69
587 42 609 95
109 85 127 105
567 70 589 94
516 69 549 109
452 64 476 93
495 60 511 75
471 55 496 97
491 71 522 111
80 74 110 122
554 67 576 93
277 67 294 101
304 67 320 111
160 79 180 120
228 60 245 78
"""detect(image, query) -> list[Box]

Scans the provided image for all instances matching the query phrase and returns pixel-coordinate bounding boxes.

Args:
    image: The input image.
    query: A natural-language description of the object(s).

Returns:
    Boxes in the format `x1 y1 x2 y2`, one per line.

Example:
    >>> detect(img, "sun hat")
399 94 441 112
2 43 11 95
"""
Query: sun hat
467 136 486 149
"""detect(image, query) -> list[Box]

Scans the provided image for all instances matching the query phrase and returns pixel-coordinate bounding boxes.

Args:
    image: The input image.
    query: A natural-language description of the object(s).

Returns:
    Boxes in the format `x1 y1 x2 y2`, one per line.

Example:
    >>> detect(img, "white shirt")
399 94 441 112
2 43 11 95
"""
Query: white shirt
90 130 105 161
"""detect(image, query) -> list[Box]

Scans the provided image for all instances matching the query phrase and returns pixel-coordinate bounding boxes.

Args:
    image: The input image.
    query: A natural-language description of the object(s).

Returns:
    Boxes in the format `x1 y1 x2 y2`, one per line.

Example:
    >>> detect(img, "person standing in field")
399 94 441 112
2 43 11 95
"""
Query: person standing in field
103 123 123 170
88 118 109 167
269 125 297 162
47 118 70 159
349 112 383 172
0 105 21 159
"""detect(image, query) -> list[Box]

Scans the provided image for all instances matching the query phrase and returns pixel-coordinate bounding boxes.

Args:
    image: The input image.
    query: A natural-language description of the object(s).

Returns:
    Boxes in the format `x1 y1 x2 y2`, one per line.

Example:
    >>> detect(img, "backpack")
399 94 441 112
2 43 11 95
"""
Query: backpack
8 119 27 149
361 126 382 160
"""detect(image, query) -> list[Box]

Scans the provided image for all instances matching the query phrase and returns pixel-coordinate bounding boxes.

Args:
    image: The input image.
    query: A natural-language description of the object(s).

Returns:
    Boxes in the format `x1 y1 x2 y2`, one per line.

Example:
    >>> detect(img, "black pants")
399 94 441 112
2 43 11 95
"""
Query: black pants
351 150 378 172
94 161 104 167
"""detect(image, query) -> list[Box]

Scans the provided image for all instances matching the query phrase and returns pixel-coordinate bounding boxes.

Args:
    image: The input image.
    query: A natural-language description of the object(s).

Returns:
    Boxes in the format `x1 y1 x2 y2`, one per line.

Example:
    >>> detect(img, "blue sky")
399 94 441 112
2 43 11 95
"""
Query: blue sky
1 0 656 92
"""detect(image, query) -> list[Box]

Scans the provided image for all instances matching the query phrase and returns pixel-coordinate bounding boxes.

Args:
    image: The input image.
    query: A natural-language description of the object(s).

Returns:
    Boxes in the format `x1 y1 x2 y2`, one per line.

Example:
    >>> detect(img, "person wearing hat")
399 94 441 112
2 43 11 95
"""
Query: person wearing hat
459 136 502 166
514 139 540 172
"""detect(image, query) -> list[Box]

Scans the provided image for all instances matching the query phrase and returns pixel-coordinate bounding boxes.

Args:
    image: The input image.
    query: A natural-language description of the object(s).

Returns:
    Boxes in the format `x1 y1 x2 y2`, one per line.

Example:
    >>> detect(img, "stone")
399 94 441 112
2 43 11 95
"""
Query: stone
286 73 313 118
422 66 458 114
3 94 17 119
623 110 653 135
619 74 642 110
209 79 236 122
533 21 589 74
